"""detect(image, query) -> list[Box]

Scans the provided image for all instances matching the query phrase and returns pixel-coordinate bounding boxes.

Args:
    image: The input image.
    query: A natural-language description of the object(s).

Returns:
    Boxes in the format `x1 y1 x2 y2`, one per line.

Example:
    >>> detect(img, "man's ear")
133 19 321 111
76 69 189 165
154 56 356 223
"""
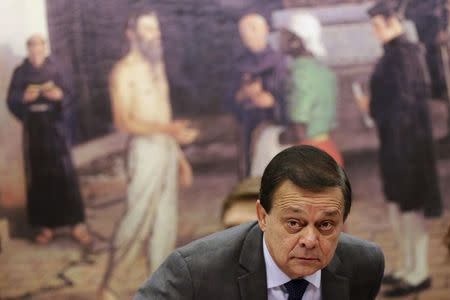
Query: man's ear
256 200 268 232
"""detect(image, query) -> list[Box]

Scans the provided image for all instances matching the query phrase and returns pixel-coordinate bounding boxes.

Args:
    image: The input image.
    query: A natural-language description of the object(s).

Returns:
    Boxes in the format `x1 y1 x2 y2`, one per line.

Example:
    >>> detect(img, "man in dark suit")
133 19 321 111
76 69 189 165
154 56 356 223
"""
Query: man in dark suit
134 145 384 300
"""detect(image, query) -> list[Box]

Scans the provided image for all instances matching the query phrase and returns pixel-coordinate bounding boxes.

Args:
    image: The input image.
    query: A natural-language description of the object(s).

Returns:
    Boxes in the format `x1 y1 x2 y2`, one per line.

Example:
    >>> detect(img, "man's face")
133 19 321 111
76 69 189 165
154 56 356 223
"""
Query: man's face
135 14 162 62
27 36 47 67
257 180 345 278
239 15 269 53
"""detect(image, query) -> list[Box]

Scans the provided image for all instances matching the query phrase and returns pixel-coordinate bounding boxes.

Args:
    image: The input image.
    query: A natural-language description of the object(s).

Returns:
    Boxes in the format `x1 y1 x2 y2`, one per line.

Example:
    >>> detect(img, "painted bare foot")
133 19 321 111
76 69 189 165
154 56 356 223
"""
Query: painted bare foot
35 228 54 245
72 223 92 246
97 287 119 300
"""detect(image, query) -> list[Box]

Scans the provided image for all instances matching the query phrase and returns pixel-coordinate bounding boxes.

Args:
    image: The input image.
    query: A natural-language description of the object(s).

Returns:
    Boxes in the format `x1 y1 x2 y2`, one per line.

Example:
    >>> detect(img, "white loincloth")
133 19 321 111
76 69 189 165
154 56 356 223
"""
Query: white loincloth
103 134 179 284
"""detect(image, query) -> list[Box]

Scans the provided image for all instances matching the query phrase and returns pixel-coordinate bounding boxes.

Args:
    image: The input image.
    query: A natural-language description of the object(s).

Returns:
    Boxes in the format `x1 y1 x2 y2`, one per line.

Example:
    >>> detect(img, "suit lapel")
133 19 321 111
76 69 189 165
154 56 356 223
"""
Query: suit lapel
321 253 350 300
237 223 268 300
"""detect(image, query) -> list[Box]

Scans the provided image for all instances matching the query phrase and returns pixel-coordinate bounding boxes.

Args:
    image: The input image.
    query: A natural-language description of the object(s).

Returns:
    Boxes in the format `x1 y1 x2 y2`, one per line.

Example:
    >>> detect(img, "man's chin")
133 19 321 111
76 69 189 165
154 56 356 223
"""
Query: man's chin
286 259 322 278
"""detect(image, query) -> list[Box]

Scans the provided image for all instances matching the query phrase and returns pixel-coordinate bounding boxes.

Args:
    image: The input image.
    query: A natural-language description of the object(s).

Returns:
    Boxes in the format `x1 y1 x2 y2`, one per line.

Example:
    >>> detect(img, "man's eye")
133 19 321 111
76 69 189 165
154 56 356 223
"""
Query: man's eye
287 220 301 229
319 221 334 231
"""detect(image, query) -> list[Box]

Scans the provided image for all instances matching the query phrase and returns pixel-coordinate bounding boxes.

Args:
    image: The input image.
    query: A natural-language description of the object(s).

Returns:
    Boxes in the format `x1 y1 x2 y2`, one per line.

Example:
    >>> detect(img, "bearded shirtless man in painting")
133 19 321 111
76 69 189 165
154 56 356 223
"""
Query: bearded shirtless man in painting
97 11 198 300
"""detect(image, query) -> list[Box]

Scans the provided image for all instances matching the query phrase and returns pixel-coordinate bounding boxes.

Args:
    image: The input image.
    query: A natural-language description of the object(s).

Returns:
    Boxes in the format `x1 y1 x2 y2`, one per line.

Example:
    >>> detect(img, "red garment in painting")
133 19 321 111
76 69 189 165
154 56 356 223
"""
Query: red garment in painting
301 138 344 167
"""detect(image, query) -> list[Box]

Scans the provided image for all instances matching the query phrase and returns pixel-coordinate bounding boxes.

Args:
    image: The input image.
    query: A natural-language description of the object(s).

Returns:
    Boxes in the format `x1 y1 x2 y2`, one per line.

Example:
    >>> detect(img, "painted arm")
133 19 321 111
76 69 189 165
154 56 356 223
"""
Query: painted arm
6 67 26 121
178 148 193 187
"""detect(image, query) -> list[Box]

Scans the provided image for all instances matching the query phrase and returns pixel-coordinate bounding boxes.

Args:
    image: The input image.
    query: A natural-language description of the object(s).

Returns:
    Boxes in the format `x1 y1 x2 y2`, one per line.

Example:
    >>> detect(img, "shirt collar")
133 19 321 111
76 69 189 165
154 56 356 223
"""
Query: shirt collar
263 235 321 289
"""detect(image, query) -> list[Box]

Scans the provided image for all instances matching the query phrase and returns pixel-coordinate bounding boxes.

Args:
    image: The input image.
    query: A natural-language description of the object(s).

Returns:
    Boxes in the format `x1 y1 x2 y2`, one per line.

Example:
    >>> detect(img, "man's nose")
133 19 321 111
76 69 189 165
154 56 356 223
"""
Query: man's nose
298 226 318 249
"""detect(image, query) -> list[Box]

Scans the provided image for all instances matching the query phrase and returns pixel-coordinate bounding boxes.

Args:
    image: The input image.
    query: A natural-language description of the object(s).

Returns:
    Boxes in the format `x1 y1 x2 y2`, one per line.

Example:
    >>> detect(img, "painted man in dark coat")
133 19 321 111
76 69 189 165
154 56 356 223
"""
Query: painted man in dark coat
403 0 448 99
403 0 450 144
6 34 90 245
228 13 287 179
366 2 442 297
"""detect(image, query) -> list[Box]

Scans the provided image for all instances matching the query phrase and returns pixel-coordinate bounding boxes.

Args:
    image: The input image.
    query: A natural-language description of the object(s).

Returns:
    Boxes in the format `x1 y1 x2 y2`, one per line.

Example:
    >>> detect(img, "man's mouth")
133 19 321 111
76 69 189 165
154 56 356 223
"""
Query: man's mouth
294 257 319 261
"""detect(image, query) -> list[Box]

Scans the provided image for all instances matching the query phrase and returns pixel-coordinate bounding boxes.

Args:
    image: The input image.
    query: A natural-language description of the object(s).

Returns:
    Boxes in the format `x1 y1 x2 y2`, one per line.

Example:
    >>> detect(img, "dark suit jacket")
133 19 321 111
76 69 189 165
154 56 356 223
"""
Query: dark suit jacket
134 222 384 300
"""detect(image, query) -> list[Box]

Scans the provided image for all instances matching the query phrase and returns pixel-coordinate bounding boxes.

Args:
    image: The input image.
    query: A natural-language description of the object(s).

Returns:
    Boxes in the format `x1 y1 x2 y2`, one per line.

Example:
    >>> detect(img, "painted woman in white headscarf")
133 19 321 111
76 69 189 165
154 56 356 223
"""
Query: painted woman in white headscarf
279 13 343 165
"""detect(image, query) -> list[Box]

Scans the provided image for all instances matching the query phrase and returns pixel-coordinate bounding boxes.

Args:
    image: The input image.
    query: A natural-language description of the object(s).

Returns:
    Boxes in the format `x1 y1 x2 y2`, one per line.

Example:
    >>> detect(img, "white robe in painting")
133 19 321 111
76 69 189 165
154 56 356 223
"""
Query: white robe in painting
250 125 287 177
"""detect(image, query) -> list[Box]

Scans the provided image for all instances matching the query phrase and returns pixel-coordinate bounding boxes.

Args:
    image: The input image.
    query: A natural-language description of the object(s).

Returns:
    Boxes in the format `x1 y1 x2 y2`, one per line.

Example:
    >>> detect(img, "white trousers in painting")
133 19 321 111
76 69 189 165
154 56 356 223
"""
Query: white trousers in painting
102 134 178 286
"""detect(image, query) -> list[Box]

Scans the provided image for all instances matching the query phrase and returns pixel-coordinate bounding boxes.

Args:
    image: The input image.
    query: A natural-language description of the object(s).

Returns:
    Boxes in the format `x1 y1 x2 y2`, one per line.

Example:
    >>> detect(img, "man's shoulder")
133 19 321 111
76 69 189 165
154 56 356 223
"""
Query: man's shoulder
264 46 284 60
14 58 32 73
336 233 384 265
110 55 139 78
330 235 384 298
176 222 259 260
338 233 380 250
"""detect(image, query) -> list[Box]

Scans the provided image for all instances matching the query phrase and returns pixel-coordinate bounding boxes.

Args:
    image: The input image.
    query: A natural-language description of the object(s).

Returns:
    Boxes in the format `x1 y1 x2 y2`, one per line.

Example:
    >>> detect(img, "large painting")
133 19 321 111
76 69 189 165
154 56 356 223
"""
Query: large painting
0 0 449 299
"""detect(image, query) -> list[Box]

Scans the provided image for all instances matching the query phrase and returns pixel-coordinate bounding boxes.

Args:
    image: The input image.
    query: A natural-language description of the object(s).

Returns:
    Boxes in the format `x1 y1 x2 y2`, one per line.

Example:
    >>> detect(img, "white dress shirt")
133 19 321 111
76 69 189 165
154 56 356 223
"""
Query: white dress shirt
263 236 322 300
